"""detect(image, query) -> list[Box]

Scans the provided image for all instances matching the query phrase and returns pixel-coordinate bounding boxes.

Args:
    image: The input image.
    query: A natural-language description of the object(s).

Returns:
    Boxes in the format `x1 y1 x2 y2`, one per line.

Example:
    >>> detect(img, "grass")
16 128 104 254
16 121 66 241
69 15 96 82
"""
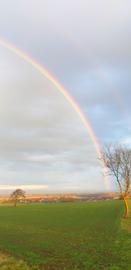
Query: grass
0 253 31 270
0 200 130 269
112 200 131 270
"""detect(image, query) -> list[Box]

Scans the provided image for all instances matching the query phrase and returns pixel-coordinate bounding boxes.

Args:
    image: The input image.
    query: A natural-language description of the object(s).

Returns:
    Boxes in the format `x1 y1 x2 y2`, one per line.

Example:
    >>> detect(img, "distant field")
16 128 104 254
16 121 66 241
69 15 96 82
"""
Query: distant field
0 200 130 270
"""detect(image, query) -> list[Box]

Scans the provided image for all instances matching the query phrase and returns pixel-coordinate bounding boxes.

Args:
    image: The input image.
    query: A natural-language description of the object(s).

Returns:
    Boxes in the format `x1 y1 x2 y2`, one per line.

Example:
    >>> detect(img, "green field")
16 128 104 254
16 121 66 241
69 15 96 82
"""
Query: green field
0 200 130 270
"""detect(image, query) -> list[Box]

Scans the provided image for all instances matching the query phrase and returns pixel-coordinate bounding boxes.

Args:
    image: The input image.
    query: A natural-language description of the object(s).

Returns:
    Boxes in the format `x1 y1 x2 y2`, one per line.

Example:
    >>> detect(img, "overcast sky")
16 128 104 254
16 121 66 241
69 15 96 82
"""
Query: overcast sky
0 0 130 193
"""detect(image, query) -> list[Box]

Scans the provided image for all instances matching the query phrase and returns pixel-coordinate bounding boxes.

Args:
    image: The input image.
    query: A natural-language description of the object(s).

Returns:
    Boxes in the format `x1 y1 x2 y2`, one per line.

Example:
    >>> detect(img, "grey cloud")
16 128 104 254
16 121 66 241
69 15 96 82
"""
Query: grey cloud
0 0 130 192
0 1 131 73
0 49 102 191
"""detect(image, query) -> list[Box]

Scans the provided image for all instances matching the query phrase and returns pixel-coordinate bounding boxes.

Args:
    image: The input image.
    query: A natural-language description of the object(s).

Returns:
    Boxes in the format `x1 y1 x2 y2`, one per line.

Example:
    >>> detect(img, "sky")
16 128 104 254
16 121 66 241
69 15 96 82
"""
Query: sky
0 0 130 193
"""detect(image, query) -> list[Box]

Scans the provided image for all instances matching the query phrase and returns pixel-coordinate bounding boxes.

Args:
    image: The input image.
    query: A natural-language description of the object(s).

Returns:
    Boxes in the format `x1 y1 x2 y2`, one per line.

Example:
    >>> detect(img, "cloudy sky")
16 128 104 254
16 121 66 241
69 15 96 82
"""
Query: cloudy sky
0 0 130 193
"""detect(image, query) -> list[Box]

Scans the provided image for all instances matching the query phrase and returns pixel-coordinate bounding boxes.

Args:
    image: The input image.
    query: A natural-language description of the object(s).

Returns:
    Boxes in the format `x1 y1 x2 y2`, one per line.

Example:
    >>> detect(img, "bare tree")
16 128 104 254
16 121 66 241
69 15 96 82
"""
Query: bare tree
10 189 26 207
101 144 131 218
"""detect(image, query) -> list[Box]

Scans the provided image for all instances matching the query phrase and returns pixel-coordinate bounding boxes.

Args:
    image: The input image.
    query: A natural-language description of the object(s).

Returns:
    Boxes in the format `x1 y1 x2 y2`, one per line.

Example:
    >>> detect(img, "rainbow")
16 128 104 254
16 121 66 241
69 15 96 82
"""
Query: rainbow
0 37 110 190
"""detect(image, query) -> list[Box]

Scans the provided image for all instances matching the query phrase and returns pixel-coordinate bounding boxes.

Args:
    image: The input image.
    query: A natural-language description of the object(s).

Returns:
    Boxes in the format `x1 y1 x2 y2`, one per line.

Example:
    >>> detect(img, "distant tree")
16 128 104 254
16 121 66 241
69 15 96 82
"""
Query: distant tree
10 189 26 207
101 144 131 218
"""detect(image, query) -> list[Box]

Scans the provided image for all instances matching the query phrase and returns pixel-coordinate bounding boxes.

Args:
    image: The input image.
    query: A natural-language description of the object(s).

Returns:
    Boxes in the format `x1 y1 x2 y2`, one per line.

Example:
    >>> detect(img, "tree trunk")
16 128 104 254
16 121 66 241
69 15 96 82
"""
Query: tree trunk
14 201 17 207
123 196 129 218
118 181 129 218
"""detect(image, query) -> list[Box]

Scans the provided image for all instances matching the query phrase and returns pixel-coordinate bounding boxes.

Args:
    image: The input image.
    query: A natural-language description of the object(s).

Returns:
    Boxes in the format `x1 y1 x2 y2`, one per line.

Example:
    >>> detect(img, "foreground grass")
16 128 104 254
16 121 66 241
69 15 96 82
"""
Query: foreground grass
0 252 31 270
0 200 130 269
112 200 131 270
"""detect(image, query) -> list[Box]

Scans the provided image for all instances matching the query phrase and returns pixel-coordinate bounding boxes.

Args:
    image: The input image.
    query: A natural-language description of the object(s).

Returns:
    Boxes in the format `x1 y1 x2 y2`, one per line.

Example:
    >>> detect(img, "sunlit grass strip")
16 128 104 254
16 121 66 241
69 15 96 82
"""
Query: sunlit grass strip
0 252 31 270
